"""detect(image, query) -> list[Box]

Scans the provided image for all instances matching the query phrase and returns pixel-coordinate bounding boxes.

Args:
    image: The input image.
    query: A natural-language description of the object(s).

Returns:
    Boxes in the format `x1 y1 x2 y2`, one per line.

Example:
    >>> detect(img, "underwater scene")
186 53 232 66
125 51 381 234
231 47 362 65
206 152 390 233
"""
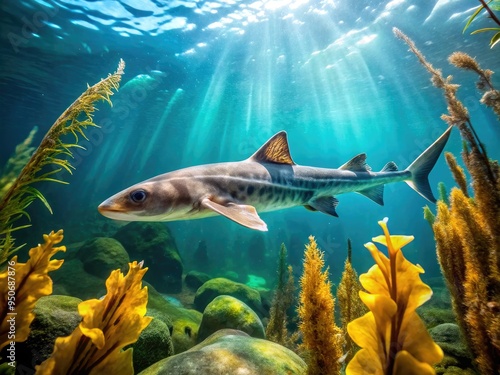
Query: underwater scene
1 0 500 374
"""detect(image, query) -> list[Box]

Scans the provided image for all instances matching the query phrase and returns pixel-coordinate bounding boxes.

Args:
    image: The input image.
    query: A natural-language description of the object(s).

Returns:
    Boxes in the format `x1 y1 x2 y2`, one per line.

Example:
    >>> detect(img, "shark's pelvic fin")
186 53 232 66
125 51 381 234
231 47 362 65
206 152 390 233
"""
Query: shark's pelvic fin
405 126 453 203
307 196 339 217
249 131 296 165
358 185 385 205
200 197 268 231
339 153 371 172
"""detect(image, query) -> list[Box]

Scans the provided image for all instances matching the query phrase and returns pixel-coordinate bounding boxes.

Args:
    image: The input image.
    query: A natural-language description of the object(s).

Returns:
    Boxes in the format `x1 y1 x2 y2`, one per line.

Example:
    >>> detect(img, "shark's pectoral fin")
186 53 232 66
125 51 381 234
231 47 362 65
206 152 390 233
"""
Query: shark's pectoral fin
307 196 339 217
200 198 268 231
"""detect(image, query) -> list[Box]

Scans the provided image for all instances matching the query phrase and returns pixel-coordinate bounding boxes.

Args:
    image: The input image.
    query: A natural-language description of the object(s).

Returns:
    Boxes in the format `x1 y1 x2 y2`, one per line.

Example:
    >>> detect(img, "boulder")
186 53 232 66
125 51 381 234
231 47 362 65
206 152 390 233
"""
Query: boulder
138 329 306 375
430 323 475 373
51 258 106 300
197 295 265 342
132 318 174 373
184 271 211 290
114 222 183 293
194 278 263 316
147 284 202 354
76 237 130 278
14 295 82 370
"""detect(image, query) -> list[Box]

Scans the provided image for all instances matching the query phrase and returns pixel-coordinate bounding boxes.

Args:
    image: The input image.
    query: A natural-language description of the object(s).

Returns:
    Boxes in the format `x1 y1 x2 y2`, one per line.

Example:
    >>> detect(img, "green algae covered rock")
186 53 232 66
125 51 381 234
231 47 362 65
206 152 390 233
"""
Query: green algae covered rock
430 323 476 374
197 295 265 342
132 318 174 374
76 237 130 278
194 278 263 316
114 222 183 293
138 329 306 375
52 258 106 299
15 294 176 373
146 283 202 354
14 295 82 370
184 270 211 290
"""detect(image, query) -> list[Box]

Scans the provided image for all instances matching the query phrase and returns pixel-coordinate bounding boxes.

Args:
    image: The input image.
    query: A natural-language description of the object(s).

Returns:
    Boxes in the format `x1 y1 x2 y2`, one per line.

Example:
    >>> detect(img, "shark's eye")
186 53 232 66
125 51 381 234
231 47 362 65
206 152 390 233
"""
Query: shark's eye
130 189 147 203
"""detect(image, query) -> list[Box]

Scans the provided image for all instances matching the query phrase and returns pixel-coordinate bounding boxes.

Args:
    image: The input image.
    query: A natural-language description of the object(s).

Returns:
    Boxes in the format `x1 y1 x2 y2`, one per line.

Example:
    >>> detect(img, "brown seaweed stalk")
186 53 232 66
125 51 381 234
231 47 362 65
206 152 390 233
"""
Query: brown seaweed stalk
395 28 500 374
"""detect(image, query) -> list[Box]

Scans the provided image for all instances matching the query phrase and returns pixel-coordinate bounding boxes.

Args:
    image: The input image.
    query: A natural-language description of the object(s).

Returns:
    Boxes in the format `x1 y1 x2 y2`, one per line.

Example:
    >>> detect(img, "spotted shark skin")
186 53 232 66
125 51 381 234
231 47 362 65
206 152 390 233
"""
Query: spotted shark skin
98 128 452 231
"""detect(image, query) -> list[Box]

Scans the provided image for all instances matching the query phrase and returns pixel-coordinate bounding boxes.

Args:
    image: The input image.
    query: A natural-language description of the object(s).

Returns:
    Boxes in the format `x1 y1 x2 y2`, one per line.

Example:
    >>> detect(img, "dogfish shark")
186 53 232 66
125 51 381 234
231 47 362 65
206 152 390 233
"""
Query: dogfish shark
98 127 452 231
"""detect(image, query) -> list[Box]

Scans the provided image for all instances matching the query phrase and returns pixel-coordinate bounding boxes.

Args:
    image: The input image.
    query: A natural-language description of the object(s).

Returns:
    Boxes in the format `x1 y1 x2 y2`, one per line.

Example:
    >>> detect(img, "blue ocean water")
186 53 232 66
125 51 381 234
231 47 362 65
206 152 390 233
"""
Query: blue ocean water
1 0 499 283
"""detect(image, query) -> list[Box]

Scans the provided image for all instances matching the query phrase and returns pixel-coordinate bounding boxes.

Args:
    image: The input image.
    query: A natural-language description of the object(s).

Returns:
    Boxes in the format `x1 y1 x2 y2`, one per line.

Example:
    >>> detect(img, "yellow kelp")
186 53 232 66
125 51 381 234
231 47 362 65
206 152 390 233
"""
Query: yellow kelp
0 230 65 350
36 261 152 375
298 236 343 375
346 219 443 375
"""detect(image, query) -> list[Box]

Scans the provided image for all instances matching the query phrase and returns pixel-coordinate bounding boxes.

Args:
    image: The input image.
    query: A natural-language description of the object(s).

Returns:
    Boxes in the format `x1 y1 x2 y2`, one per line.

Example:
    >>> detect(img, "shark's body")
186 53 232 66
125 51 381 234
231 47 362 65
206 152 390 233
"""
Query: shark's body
98 128 452 231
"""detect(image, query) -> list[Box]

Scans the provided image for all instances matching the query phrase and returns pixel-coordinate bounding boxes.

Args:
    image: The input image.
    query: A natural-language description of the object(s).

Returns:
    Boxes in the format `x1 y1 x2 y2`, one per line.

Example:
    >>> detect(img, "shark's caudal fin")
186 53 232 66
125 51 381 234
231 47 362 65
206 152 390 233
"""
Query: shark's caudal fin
405 127 453 203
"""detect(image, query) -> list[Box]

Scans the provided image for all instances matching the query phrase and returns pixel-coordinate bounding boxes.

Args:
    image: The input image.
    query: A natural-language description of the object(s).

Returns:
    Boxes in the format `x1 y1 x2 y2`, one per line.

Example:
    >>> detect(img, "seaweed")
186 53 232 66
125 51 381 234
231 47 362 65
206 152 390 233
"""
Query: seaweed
337 239 367 364
36 261 152 375
346 219 443 375
265 243 298 351
297 236 343 375
395 28 500 375
0 59 125 266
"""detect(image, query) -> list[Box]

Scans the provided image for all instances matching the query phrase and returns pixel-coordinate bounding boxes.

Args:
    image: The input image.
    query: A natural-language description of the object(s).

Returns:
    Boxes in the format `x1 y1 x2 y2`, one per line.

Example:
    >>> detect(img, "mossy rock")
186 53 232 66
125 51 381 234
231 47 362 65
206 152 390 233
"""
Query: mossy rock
132 318 174 373
418 306 456 329
15 294 175 373
51 258 106 300
14 295 82 370
147 283 202 353
138 329 306 375
114 222 183 293
430 323 474 371
194 278 263 316
184 271 211 290
76 237 130 278
198 295 265 342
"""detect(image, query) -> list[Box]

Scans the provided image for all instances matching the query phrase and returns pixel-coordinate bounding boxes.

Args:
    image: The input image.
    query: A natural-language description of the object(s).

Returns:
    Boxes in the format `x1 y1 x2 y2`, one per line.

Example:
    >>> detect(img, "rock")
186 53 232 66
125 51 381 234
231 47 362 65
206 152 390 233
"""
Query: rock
197 295 265 342
132 318 174 373
194 278 263 316
147 284 202 354
76 237 130 278
418 306 456 329
430 323 462 343
430 323 475 372
51 259 106 299
184 271 211 290
138 329 306 375
15 295 82 370
14 293 176 374
114 222 183 293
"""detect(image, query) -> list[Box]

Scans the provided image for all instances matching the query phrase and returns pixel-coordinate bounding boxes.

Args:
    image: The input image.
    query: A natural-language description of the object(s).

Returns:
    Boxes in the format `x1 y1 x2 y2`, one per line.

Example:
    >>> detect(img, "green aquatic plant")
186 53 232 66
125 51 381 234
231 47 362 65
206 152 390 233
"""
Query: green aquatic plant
463 0 500 48
0 127 38 199
0 60 125 266
337 239 367 364
265 243 298 351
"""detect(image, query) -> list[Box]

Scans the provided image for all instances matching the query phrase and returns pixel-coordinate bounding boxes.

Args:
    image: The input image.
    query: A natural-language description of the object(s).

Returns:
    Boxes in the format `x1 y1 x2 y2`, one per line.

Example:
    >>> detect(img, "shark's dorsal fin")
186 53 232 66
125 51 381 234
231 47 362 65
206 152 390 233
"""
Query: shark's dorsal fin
339 153 371 172
249 131 295 165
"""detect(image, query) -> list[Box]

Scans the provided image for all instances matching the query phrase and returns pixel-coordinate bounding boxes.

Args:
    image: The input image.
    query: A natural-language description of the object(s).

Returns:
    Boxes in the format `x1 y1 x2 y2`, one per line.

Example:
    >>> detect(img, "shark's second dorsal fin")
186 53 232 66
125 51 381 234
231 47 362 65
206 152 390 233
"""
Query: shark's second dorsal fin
249 131 295 165
339 153 371 172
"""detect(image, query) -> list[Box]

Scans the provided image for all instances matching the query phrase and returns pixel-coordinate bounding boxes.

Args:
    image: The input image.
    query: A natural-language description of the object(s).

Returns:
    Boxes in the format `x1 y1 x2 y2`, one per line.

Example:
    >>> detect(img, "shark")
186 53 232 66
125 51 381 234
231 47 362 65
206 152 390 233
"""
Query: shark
98 127 452 231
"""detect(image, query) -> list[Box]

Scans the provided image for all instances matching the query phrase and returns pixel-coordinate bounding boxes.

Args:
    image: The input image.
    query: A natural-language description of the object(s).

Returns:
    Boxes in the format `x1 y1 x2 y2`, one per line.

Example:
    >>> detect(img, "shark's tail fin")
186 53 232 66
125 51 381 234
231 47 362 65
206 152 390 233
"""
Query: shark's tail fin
405 127 452 203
